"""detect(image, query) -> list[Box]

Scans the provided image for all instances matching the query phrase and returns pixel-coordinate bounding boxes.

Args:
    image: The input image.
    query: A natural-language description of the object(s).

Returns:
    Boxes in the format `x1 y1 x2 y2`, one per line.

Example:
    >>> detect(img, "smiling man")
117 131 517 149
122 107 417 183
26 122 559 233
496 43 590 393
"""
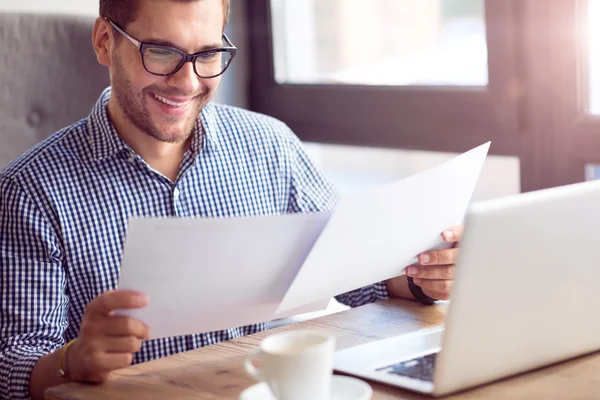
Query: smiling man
0 1 461 399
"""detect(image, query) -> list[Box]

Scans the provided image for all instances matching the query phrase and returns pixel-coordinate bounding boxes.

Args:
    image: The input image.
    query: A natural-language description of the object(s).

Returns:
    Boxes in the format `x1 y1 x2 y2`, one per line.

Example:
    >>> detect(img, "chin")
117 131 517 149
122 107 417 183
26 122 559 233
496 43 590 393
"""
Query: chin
152 124 194 143
153 132 189 144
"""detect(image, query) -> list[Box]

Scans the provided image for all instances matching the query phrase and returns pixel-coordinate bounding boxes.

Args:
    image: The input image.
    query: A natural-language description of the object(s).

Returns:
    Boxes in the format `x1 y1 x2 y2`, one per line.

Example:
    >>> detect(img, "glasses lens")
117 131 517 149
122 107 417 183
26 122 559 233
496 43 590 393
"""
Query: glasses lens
143 46 184 75
194 50 233 78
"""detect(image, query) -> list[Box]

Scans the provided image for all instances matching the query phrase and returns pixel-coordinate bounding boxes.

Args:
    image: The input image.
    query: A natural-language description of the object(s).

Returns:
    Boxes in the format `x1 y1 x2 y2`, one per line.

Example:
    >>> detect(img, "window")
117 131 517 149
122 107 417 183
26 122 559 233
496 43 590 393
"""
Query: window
248 0 600 191
271 0 488 86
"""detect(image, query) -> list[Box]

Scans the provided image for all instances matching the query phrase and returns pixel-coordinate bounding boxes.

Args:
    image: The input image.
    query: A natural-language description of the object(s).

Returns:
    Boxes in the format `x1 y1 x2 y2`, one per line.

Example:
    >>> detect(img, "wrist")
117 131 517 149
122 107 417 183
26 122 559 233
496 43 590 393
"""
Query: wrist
406 276 437 305
65 339 86 382
386 275 417 300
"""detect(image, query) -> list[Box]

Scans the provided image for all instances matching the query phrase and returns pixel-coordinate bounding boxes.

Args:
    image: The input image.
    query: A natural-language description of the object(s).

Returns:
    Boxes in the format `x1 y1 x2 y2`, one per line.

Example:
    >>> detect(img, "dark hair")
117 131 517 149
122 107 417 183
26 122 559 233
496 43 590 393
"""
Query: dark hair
100 0 231 31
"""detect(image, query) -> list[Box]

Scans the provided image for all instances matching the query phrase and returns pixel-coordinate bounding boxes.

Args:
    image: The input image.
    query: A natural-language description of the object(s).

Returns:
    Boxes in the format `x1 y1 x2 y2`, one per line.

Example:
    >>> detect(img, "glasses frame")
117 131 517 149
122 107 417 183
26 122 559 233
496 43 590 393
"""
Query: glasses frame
106 18 237 79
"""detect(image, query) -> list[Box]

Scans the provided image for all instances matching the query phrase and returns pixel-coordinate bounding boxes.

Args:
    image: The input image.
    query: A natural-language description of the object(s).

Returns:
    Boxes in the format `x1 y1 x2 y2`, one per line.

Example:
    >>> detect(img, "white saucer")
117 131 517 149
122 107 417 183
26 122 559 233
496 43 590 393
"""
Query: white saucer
239 375 372 400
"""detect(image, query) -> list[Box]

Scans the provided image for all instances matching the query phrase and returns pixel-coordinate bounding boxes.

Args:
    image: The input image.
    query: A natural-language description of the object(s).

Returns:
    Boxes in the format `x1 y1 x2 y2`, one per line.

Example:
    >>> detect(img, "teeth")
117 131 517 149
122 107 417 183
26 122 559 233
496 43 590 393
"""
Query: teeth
153 93 188 107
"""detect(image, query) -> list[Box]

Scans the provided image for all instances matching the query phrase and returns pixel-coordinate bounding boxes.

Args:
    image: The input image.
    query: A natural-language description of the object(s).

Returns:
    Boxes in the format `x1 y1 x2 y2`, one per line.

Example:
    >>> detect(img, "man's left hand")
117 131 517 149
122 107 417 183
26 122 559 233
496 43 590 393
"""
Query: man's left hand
388 225 464 301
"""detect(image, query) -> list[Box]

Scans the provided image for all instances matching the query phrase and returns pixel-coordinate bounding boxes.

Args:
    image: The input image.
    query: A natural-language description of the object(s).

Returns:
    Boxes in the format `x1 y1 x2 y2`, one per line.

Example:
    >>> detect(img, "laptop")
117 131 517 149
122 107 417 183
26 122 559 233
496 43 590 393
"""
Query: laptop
334 179 600 396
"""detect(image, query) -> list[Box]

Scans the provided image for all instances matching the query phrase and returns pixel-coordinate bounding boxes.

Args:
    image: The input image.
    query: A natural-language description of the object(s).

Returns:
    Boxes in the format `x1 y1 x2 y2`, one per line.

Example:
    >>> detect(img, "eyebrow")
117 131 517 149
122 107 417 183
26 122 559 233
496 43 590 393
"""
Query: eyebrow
142 38 223 53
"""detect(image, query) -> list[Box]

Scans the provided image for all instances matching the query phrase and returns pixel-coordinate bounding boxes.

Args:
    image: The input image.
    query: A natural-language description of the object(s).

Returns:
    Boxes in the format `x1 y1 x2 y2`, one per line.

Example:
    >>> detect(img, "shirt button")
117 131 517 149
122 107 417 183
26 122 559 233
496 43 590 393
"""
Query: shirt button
173 188 181 199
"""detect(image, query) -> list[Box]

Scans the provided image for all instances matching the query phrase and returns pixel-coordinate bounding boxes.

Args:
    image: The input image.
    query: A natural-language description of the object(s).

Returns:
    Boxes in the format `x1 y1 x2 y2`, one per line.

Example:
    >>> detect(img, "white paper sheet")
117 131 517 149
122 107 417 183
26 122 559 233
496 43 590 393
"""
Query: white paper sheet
118 212 331 339
276 142 490 313
118 142 489 338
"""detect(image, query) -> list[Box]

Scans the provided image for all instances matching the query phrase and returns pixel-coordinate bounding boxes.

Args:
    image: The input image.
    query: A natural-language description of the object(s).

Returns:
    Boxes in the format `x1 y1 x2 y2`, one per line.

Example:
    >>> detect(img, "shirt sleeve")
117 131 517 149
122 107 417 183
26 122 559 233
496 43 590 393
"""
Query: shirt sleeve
283 129 390 308
334 281 390 308
285 132 340 213
0 176 68 400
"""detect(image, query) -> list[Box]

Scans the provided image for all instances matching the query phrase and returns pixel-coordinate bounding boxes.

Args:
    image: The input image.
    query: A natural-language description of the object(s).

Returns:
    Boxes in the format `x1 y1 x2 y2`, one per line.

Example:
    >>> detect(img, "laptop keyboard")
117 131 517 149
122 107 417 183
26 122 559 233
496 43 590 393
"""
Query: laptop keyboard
376 352 438 382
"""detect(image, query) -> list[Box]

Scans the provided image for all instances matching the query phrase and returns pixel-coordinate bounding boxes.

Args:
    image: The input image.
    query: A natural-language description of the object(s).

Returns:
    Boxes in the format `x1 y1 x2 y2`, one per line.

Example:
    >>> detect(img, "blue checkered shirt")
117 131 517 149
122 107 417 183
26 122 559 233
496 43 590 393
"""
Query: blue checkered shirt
0 88 388 399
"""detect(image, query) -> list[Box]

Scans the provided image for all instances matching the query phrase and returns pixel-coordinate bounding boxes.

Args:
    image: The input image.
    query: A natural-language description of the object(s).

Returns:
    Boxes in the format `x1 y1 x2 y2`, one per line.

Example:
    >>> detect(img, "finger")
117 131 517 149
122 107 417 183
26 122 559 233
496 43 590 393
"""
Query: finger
419 248 459 266
103 315 151 340
441 225 464 243
87 290 148 317
103 336 144 354
413 279 453 294
406 265 453 280
86 351 134 373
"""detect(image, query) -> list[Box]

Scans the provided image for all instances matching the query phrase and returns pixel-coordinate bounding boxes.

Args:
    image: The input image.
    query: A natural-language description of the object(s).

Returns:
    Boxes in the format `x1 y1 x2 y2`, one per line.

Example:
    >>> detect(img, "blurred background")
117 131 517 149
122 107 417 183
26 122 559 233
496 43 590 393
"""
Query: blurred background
2 1 600 194
1 0 598 321
4 0 600 236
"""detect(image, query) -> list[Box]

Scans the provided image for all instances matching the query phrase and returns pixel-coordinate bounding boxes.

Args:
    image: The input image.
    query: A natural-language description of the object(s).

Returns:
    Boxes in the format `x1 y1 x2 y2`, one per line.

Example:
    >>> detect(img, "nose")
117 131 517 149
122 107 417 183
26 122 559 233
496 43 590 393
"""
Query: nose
166 60 203 95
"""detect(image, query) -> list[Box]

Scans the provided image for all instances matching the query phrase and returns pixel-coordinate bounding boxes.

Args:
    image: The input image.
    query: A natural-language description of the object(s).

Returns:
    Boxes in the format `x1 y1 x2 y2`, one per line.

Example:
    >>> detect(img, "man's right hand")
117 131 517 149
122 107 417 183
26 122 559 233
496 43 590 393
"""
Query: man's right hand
68 290 150 383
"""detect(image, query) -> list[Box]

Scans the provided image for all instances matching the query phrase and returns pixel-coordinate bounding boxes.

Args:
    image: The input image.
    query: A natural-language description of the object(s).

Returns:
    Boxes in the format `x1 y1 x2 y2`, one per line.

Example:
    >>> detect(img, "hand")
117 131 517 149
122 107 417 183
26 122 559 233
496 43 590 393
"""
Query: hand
405 225 464 300
68 290 150 383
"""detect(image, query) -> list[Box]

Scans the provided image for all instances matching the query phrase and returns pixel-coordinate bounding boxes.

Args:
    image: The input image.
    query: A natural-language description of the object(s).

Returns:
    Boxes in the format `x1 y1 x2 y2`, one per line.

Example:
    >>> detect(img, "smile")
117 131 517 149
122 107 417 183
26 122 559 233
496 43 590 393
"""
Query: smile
152 93 191 108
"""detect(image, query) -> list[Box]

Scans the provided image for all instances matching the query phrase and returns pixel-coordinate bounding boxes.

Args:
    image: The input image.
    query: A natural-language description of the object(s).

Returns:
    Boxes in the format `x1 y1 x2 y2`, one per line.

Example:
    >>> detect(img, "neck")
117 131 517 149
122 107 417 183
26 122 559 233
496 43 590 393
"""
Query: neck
107 97 191 182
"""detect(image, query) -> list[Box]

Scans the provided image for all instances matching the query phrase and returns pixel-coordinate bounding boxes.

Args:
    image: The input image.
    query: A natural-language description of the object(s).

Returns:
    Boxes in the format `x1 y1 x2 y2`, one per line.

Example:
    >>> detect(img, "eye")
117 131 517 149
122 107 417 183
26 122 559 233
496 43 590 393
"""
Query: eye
145 47 178 60
196 51 220 62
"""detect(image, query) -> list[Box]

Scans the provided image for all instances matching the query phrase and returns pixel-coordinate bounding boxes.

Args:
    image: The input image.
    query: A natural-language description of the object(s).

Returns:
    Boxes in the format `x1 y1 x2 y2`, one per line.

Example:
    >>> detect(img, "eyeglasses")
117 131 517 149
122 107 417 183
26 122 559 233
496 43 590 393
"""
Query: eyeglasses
106 18 237 79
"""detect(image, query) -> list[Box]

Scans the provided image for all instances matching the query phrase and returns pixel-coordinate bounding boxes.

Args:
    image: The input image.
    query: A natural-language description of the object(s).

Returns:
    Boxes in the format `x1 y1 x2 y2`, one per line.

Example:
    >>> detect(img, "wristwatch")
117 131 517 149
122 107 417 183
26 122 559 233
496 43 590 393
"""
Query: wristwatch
407 276 437 305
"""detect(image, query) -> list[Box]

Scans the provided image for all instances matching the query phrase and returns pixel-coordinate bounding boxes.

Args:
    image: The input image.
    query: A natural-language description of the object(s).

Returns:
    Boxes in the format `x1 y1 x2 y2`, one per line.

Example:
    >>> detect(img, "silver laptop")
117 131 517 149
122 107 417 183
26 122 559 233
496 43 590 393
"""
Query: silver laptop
334 179 600 396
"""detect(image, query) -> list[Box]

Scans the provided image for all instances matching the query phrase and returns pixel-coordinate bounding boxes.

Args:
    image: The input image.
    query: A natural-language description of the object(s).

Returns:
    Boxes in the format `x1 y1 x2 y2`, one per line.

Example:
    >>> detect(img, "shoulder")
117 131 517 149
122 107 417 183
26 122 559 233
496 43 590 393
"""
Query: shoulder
1 119 88 183
204 103 297 149
207 103 291 132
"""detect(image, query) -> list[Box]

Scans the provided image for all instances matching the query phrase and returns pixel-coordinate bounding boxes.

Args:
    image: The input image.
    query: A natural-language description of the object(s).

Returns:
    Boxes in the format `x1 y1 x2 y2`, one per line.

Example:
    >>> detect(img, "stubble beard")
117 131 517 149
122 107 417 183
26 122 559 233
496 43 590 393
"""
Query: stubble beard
111 55 210 144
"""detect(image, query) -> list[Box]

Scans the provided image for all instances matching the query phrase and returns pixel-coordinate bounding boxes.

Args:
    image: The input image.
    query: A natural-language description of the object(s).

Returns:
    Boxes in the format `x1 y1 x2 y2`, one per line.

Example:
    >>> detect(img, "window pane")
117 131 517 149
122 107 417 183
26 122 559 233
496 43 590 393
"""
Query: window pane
589 0 600 114
271 0 488 86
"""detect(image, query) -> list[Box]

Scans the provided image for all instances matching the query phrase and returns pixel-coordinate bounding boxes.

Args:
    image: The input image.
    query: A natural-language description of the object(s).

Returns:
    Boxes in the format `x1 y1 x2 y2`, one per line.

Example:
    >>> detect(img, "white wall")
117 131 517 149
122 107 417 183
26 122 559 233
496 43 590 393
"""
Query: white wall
304 143 520 202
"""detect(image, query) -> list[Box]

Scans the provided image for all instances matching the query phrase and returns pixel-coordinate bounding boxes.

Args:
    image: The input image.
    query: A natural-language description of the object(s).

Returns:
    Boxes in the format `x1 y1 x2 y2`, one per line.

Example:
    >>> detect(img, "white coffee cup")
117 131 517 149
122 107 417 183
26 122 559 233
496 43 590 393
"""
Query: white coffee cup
243 331 336 400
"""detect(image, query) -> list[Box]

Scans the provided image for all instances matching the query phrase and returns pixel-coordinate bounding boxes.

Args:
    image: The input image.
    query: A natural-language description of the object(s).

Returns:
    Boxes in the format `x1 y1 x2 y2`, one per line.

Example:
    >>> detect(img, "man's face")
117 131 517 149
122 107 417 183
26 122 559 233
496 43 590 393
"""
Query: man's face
109 0 224 144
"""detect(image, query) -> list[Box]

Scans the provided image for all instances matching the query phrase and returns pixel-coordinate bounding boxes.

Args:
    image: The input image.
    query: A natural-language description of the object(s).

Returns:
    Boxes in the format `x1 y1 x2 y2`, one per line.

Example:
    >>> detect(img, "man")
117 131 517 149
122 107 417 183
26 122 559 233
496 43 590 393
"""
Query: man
0 0 462 399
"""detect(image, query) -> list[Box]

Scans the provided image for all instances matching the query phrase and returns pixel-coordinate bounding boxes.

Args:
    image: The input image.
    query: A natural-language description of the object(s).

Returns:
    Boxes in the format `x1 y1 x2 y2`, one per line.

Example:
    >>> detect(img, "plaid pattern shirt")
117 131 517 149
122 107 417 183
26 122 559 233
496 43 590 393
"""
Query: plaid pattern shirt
0 88 388 399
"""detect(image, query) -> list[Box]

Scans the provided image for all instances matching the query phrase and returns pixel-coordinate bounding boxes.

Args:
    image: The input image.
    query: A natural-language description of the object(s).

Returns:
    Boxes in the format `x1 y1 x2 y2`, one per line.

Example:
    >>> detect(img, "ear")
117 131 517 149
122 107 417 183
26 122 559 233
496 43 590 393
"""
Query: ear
92 17 113 68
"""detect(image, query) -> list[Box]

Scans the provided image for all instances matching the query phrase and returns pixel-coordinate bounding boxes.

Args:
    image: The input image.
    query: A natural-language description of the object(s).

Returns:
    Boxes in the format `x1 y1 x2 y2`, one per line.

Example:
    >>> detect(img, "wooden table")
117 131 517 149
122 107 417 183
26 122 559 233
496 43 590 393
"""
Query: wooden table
46 299 600 399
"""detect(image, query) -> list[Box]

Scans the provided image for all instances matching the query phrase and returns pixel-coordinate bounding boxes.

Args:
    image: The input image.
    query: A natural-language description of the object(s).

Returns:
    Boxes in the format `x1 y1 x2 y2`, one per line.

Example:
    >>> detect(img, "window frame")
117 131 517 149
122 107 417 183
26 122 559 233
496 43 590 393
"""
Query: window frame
248 0 521 149
517 0 600 187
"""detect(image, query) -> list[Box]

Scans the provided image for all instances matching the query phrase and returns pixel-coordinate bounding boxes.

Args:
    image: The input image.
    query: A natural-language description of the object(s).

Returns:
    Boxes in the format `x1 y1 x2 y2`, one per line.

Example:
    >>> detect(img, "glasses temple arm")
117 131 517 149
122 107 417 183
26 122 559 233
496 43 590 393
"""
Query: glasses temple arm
105 18 142 49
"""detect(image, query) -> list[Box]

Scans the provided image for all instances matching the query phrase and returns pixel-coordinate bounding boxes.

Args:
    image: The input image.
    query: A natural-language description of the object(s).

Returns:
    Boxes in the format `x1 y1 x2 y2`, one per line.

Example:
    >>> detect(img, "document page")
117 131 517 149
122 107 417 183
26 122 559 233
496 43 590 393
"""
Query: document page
118 212 331 338
276 142 490 313
118 143 490 338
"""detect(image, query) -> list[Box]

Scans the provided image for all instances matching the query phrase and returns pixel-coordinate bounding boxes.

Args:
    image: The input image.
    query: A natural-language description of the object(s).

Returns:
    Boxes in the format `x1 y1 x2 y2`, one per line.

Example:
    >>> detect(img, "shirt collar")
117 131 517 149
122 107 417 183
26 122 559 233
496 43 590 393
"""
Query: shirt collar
197 103 221 155
88 87 220 162
88 88 129 161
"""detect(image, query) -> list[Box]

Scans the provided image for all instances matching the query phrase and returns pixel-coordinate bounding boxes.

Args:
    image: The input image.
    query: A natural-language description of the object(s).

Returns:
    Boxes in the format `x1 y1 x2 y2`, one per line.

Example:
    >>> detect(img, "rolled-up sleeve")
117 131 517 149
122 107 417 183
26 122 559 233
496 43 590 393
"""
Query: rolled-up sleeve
335 281 390 308
0 176 67 400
